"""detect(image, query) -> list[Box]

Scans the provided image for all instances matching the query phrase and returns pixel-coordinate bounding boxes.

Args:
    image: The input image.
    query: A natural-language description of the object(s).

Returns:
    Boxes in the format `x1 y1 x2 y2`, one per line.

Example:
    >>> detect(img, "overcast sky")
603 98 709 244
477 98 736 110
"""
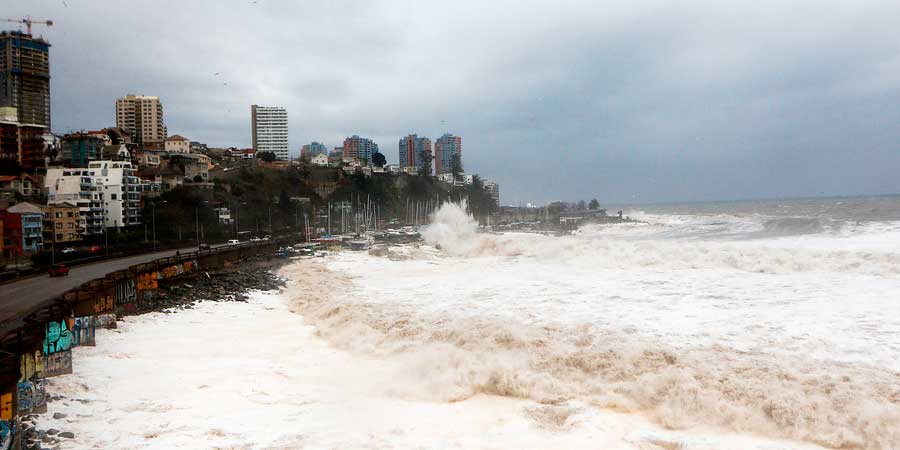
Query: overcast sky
9 0 900 204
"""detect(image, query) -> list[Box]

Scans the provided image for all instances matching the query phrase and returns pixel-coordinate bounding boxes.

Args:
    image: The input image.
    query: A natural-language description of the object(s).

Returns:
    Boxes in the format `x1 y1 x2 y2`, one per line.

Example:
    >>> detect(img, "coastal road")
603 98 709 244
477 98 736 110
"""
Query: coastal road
0 245 208 322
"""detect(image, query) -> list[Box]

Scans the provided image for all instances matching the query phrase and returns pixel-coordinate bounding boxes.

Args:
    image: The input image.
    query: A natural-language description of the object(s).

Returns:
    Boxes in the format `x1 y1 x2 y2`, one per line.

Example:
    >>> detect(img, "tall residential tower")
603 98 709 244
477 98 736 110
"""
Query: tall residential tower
398 134 432 175
115 94 167 149
434 133 462 175
342 135 379 163
251 105 288 160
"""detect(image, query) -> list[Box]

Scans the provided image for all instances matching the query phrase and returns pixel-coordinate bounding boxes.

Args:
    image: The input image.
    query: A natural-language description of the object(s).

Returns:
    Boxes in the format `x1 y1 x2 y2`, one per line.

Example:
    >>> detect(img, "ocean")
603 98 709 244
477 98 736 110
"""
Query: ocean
37 195 900 449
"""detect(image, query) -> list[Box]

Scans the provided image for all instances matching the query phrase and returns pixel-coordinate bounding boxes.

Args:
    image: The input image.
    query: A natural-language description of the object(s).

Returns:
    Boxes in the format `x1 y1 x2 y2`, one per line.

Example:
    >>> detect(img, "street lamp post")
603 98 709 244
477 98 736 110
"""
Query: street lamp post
151 202 157 251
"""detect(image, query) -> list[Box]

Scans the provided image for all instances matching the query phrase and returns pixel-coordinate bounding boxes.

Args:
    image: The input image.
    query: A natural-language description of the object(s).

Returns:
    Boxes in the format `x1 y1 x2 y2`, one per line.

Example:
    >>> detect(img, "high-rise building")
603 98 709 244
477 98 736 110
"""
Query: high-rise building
251 105 288 161
115 94 167 149
301 141 328 157
0 31 51 128
398 134 432 175
342 135 379 163
483 180 500 207
434 133 462 175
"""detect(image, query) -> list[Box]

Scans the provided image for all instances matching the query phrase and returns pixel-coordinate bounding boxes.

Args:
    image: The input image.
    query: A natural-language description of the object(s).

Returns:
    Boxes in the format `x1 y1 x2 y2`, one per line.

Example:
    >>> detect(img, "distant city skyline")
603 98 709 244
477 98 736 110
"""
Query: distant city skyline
7 1 900 204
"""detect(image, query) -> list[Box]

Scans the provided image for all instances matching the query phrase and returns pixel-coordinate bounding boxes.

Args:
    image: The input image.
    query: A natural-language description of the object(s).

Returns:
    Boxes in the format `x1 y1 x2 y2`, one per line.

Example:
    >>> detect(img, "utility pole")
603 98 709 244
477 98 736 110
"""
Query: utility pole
195 206 200 249
152 202 157 251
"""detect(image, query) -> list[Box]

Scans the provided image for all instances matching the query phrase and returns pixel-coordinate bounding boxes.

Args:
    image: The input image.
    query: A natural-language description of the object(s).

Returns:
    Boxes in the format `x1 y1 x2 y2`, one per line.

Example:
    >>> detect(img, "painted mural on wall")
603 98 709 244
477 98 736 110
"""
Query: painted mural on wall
42 350 73 378
71 316 96 347
15 380 46 415
43 319 72 354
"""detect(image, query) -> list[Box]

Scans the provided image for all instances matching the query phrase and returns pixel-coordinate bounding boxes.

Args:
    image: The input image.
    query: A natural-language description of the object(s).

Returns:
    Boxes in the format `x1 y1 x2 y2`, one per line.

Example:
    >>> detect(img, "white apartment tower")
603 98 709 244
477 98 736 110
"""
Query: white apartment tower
251 105 289 160
116 94 167 149
45 160 143 234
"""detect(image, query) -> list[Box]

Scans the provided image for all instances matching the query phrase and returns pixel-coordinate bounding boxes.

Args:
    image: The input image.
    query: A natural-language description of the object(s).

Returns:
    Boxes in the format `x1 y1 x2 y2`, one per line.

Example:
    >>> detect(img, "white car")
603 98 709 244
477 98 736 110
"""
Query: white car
250 237 262 242
228 239 240 245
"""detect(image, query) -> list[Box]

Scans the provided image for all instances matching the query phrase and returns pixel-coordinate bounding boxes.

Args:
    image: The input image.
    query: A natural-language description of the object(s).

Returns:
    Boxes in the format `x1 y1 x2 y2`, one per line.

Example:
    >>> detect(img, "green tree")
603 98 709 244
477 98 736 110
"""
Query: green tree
450 153 463 181
589 198 600 210
372 152 386 167
418 149 433 176
258 151 277 162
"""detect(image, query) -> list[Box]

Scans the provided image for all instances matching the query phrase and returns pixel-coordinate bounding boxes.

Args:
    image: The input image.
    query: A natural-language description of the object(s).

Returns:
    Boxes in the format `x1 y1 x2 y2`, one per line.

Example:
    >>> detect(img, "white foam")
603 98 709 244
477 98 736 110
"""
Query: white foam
32 289 826 450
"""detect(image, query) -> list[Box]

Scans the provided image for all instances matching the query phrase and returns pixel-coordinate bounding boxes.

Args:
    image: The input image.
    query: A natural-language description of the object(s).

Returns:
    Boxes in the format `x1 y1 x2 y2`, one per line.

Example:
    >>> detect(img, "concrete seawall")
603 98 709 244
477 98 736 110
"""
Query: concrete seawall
0 240 285 449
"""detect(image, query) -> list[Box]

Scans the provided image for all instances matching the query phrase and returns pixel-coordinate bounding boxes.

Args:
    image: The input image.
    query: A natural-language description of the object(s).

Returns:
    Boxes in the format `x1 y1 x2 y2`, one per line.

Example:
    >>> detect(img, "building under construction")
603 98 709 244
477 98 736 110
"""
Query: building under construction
0 30 51 129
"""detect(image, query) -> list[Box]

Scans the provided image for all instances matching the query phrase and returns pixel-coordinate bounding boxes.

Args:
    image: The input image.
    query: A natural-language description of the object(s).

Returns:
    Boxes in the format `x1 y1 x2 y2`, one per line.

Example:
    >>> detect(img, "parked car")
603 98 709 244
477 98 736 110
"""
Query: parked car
47 264 70 277
227 239 240 245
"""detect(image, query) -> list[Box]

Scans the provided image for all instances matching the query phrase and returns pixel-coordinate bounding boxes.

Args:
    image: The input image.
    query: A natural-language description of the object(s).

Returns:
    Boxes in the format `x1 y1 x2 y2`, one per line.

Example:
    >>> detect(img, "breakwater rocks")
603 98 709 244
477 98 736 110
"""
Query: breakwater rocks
123 257 288 315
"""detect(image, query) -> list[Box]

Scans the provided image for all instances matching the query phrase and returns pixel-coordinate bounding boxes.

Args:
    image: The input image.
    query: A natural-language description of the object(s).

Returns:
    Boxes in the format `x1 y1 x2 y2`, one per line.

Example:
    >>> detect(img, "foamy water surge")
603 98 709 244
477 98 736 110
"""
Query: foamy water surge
286 203 900 449
286 262 900 450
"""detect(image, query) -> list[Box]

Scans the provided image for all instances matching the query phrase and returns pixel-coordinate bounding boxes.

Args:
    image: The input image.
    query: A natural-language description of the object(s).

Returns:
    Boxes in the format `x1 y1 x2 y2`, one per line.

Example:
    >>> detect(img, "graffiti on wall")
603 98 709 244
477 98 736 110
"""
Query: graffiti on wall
136 272 158 290
15 380 46 415
94 294 114 314
158 260 197 280
19 351 43 381
0 390 13 449
43 319 72 354
0 418 12 450
71 316 96 347
42 350 73 378
72 290 114 318
116 278 137 306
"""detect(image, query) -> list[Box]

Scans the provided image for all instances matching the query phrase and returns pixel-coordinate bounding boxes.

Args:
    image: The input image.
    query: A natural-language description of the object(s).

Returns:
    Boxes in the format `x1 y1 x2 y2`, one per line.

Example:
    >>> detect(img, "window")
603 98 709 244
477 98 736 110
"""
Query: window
111 194 117 200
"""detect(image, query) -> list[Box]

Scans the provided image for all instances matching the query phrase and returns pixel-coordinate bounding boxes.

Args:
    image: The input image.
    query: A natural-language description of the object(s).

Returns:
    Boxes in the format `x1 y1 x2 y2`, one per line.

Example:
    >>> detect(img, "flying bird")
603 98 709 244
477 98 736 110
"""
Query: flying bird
214 72 220 76
62 0 68 7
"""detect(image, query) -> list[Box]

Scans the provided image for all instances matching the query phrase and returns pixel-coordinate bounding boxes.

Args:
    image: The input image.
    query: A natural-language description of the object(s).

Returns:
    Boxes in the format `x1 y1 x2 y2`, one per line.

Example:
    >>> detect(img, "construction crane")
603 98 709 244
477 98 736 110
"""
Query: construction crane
2 17 54 35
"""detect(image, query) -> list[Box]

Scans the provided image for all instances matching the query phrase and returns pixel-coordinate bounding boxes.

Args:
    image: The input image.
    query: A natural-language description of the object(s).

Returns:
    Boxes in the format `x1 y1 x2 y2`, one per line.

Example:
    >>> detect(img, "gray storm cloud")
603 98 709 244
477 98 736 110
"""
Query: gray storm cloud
9 0 900 203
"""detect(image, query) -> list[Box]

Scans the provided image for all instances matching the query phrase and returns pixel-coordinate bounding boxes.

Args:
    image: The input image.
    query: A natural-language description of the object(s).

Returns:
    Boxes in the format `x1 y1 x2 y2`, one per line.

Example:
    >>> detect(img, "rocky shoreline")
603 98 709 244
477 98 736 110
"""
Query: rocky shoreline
18 256 289 450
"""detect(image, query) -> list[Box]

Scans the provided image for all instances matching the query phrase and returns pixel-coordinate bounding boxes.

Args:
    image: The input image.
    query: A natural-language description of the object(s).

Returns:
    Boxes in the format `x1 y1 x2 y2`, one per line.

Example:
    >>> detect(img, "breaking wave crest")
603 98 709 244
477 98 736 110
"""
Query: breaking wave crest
281 261 900 450
423 203 900 276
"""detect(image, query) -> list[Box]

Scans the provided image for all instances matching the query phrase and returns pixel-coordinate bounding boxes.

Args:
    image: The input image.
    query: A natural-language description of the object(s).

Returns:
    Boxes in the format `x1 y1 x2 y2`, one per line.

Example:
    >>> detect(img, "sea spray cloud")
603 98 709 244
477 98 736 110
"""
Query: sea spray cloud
421 201 482 256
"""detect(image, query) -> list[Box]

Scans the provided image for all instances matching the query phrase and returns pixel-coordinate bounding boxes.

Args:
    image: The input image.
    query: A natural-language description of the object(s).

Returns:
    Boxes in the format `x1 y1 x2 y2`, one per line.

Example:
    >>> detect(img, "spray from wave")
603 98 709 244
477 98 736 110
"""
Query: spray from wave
422 203 900 276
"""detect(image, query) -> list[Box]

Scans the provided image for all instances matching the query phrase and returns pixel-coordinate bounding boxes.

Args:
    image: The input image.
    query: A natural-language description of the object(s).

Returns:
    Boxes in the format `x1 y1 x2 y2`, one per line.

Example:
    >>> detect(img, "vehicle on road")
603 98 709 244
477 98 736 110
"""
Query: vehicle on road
87 245 102 253
60 247 77 254
47 264 70 277
199 243 211 250
227 239 240 245
250 237 262 242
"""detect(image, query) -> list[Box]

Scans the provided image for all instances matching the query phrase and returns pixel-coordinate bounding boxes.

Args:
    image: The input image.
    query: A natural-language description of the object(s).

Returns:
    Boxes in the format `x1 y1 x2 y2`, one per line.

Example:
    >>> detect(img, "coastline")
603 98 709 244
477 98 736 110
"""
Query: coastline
25 257 832 450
